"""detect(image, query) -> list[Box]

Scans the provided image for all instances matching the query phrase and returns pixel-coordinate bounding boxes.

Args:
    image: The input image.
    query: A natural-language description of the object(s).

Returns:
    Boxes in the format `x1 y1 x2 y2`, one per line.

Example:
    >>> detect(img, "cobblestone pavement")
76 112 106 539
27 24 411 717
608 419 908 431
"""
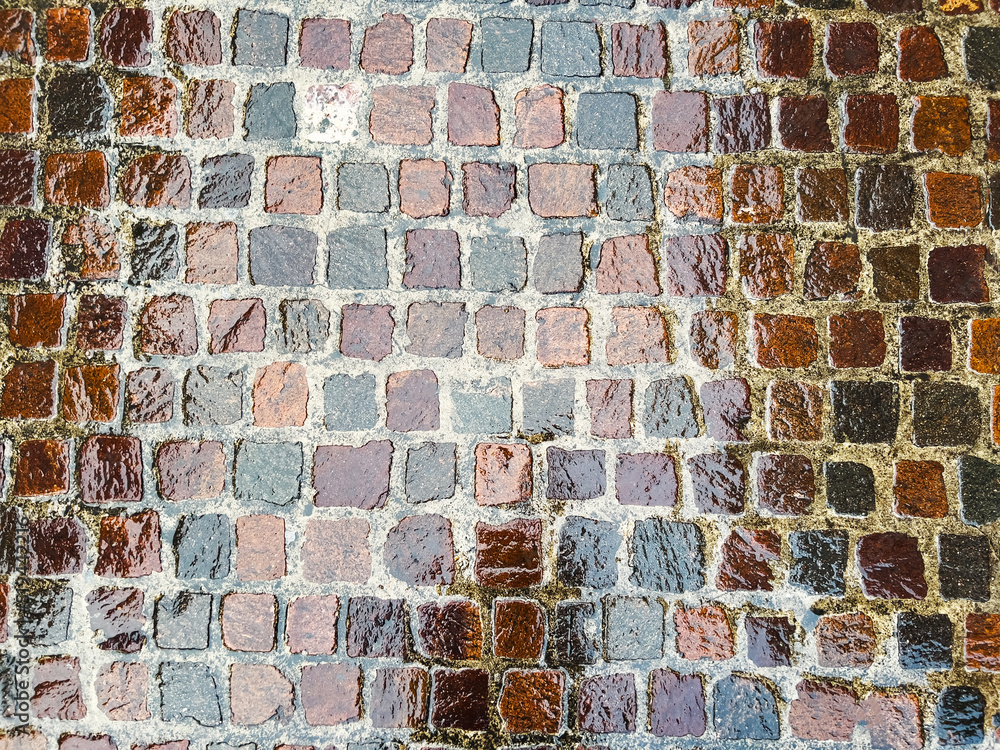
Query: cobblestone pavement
1 0 1000 747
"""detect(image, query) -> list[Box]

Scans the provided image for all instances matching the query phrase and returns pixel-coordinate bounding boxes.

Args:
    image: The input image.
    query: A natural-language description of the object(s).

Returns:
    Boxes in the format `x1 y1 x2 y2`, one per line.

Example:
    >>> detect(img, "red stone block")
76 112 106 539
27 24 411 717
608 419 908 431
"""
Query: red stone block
99 7 152 67
731 165 784 224
208 298 265 353
514 85 564 148
606 307 669 366
301 663 361 726
302 518 371 583
493 599 545 659
166 10 222 65
829 310 886 368
825 22 878 77
898 26 947 82
370 86 435 145
757 453 814 515
361 13 413 74
475 518 543 588
857 532 927 599
717 528 781 591
663 166 723 223
688 20 739 75
675 605 734 660
662 234 728 296
299 18 350 69
313 440 393 509
64 214 120 280
0 149 37 206
844 94 898 154
536 307 590 366
611 22 667 77
499 670 565 734
0 9 34 63
925 172 982 228
95 510 161 577
15 440 70 497
186 79 235 139
80 435 143 504
236 514 286 581
120 77 178 137
754 314 818 369
690 310 737 369
340 303 395 361
789 680 858 741
965 614 1000 671
448 83 500 146
1 361 56 420
286 595 339 654
652 91 708 152
45 152 110 207
755 19 813 79
265 156 323 215
596 235 660 294
768 380 822 441
140 295 197 355
588 379 633 439
432 669 489 731
77 294 127 351
386 369 440 431
398 158 450 217
63 363 120 423
462 162 515 217
370 667 428 729
777 96 832 152
417 599 483 660
475 443 532 506
46 8 91 62
476 306 525 360
894 460 948 518
912 96 971 156
0 78 33 134
740 233 794 299
816 612 876 667
425 18 471 72
120 154 191 209
157 441 226 501
8 294 65 348
222 592 277 652
527 163 597 217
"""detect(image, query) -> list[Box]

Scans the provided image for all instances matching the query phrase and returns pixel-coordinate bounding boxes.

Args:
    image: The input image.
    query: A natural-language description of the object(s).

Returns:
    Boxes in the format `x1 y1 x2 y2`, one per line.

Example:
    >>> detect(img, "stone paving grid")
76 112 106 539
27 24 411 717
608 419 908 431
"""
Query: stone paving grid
1 0 1000 747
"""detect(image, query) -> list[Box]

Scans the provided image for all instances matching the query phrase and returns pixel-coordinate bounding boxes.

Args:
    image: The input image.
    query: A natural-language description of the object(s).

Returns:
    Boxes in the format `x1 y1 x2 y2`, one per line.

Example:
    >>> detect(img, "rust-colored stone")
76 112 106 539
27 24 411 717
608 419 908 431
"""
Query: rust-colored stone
894 460 948 518
63 364 120 423
499 670 564 735
753 314 817 369
970 318 1000 374
45 152 110 207
912 96 970 156
965 614 1000 671
663 166 723 223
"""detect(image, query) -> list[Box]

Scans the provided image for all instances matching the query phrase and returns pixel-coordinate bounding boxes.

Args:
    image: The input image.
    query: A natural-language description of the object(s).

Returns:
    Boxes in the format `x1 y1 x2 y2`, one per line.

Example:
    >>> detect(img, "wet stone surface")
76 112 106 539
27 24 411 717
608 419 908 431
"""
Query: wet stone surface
0 0 996 745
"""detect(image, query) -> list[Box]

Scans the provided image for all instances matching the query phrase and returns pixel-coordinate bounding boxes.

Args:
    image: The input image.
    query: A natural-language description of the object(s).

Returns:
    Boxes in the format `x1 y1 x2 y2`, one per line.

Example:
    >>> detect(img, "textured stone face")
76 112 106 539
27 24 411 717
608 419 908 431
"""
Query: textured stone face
2 0 995 745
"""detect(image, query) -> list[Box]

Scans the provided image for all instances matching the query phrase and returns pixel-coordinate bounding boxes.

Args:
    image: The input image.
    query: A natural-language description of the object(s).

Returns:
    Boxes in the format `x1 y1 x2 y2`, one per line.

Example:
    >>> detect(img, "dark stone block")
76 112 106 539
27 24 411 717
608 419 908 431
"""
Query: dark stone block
936 686 984 746
546 447 605 500
912 382 981 447
557 516 621 588
831 380 899 444
898 613 952 670
554 600 597 664
130 221 179 283
789 530 848 596
959 455 1000 526
629 519 704 593
825 461 875 516
939 534 992 601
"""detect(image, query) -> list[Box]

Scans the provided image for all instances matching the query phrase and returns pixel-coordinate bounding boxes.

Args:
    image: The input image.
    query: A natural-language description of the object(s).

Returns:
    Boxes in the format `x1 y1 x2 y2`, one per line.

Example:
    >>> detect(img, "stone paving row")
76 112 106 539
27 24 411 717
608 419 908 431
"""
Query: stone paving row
1 0 1000 748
